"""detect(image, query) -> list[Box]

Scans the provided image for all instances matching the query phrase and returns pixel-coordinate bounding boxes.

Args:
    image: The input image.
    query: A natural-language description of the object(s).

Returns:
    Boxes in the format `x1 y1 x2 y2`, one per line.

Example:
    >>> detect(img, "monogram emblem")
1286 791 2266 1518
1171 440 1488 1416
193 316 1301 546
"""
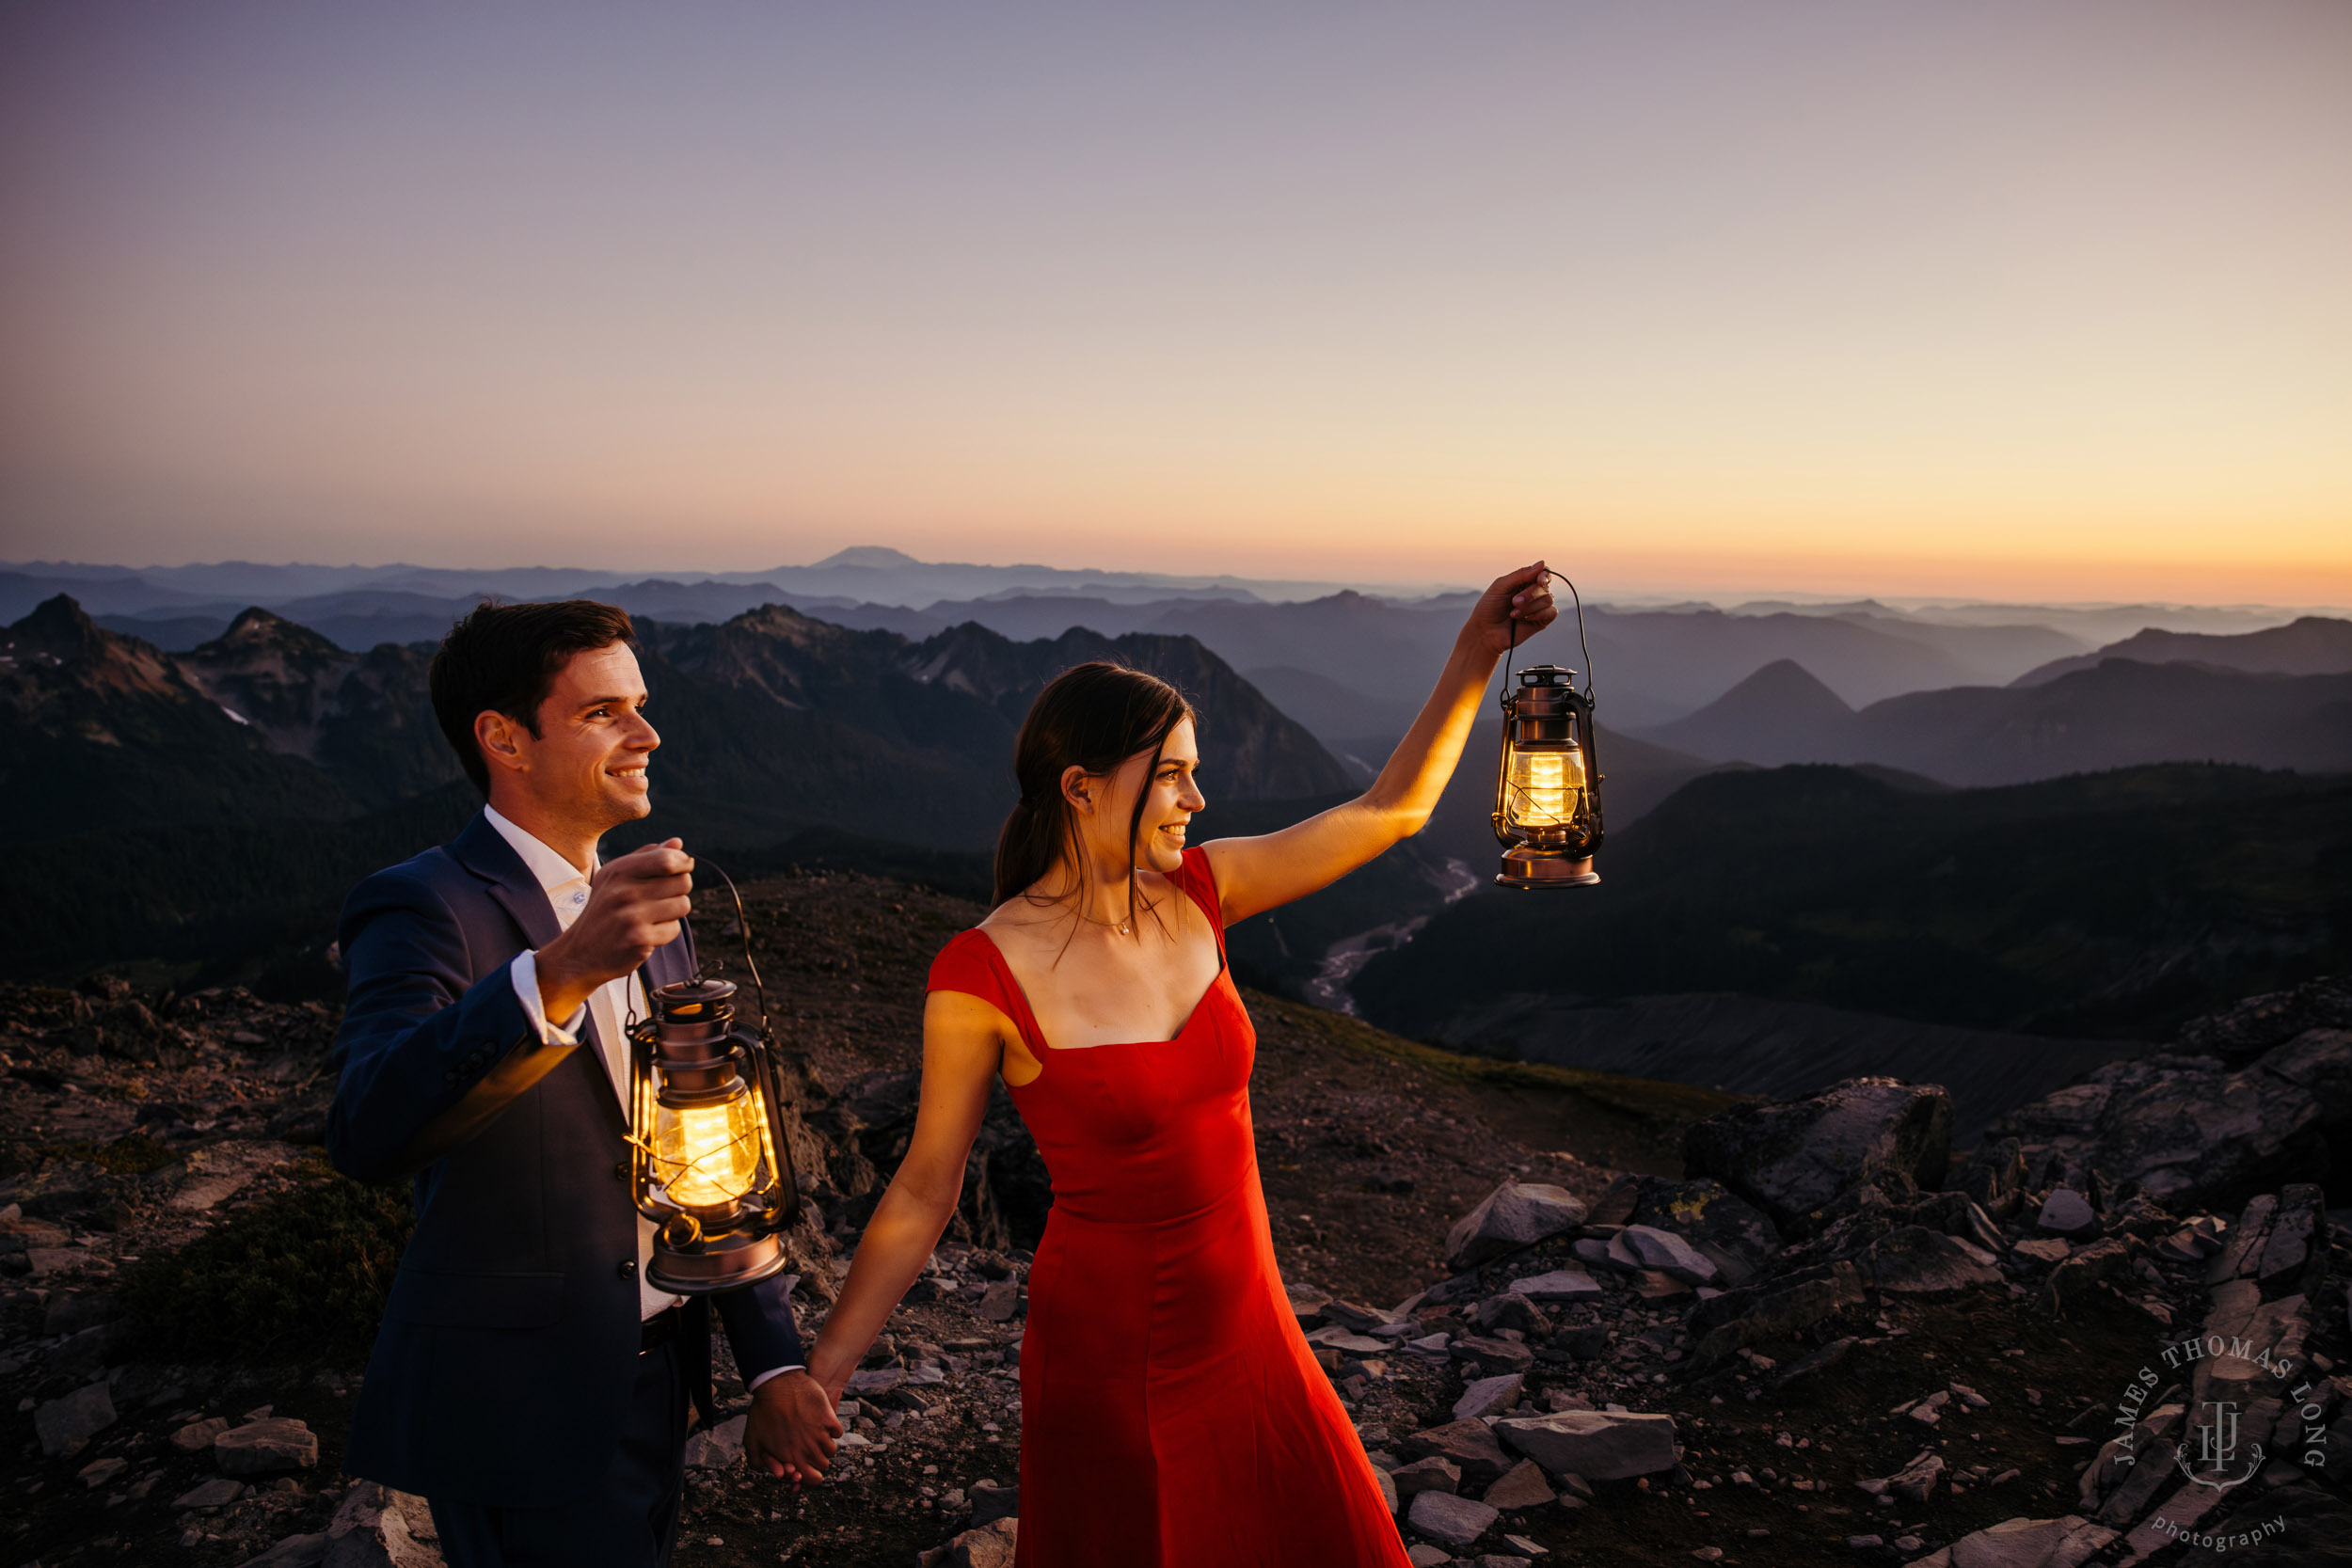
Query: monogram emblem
2174 1399 2265 1489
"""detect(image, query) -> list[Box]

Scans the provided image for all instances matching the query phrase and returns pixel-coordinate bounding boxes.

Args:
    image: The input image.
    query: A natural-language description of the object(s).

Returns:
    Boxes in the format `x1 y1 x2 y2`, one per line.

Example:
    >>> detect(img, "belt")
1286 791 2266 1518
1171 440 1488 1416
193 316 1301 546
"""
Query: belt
640 1305 682 1355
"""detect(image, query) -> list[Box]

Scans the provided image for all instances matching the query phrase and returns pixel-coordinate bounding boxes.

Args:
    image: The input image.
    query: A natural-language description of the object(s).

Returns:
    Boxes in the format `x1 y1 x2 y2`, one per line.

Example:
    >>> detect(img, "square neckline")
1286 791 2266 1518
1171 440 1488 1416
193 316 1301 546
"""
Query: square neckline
965 847 1231 1056
967 927 1228 1054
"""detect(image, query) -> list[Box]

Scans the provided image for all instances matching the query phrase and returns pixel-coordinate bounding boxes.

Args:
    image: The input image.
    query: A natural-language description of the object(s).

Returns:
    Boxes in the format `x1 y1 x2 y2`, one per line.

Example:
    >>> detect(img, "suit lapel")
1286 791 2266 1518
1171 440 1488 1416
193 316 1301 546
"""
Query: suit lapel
451 810 630 1127
451 812 565 951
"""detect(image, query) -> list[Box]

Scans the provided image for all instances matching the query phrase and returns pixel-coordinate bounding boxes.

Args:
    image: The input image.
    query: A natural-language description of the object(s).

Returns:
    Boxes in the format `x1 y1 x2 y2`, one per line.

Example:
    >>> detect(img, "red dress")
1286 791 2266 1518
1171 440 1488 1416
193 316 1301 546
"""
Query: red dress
926 848 1411 1567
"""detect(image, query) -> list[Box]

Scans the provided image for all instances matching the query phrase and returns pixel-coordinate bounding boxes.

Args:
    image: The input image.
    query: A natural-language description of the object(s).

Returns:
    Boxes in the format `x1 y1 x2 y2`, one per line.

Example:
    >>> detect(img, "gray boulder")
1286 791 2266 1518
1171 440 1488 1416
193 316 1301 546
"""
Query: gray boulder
1481 1459 1555 1511
35 1382 116 1457
1453 1373 1525 1422
1391 1456 1462 1498
1493 1410 1678 1481
1619 1225 1718 1285
175 1478 248 1510
1622 1176 1783 1282
2177 976 2352 1063
946 1517 1019 1568
1503 1267 1603 1303
1689 1260 1867 1367
1980 1030 2351 1212
1398 1418 1515 1484
968 1478 1018 1527
1444 1180 1588 1269
1407 1490 1500 1548
681 1413 747 1472
238 1536 330 1568
325 1481 444 1568
1681 1077 1952 1235
1862 1227 2003 1294
2034 1189 2099 1238
215 1418 319 1475
1901 1513 2118 1567
1451 1336 1535 1377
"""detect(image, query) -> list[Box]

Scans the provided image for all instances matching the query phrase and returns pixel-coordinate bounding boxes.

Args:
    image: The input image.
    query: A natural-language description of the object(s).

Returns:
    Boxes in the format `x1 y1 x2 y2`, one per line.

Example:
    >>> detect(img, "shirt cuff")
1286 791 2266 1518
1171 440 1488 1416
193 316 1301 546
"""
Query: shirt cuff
508 951 587 1046
747 1365 806 1391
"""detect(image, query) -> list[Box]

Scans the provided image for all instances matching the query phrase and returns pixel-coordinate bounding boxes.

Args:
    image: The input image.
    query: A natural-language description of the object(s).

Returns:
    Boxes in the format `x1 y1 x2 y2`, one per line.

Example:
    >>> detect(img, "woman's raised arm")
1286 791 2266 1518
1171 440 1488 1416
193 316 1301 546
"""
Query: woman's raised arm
1201 562 1558 925
801 991 1009 1405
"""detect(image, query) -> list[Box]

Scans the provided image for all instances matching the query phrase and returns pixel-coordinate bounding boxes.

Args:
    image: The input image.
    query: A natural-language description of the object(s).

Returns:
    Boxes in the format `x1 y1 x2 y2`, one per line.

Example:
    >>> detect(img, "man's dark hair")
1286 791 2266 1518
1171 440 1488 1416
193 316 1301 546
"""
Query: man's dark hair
429 600 637 796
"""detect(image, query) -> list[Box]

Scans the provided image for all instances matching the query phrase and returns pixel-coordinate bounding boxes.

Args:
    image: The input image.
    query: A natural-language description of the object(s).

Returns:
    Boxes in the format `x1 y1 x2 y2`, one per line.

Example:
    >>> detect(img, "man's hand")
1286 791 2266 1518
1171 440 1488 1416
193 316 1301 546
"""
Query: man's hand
744 1369 842 1487
533 839 693 1022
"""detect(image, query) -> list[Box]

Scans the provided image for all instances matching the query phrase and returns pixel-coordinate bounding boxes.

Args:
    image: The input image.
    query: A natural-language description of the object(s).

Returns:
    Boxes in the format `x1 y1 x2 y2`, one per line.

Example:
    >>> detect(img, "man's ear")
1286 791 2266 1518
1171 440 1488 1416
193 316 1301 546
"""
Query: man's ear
474 709 530 777
1059 763 1094 815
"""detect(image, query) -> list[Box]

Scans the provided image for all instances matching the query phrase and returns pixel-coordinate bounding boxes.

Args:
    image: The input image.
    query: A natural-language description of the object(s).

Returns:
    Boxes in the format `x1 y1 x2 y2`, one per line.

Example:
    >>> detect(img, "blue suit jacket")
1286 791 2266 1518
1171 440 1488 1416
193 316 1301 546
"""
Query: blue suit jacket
327 809 804 1507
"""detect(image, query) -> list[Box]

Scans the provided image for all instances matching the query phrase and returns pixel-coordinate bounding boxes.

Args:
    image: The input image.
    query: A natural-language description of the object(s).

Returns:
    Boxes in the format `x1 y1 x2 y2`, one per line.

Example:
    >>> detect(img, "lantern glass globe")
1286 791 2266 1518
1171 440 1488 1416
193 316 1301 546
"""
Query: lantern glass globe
653 1090 764 1211
1503 742 1591 835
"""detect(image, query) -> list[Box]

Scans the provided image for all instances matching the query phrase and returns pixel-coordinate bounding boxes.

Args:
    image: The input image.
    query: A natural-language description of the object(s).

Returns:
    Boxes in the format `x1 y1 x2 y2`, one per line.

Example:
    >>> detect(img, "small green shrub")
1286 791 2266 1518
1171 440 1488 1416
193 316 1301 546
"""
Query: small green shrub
122 1165 413 1362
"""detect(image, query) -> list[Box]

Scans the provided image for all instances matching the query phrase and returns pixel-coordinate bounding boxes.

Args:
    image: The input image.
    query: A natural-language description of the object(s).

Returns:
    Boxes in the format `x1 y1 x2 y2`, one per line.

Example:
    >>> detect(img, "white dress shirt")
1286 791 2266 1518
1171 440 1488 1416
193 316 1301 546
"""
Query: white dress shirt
485 810 800 1386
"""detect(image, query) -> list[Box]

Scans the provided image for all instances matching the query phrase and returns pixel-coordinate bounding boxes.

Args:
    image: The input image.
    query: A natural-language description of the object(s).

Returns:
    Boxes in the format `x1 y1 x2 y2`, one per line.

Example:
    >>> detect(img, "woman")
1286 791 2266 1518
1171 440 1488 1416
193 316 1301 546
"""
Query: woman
797 563 1559 1563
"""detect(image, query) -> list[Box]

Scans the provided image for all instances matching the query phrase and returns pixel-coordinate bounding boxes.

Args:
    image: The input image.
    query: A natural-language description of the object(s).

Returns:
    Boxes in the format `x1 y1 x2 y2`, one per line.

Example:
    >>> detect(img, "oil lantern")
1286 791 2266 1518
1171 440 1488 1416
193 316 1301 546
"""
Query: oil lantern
1491 663 1604 888
626 974 799 1293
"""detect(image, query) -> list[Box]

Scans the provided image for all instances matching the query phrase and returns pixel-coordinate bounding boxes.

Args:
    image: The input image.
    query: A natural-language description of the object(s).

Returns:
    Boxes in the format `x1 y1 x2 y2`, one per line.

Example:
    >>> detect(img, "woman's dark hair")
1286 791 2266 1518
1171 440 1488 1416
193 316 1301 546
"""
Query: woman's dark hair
994 661 1197 919
429 600 637 795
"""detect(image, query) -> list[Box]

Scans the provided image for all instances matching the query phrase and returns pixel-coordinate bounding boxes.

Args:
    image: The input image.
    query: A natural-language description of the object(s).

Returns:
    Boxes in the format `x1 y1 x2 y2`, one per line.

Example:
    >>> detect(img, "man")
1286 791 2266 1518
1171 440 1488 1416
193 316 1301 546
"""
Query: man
327 600 838 1567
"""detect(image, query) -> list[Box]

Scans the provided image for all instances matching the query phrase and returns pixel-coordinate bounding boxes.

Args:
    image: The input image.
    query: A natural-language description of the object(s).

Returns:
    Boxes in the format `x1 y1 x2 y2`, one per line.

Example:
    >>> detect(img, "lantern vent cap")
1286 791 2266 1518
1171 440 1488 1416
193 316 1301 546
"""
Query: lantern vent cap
653 976 738 1015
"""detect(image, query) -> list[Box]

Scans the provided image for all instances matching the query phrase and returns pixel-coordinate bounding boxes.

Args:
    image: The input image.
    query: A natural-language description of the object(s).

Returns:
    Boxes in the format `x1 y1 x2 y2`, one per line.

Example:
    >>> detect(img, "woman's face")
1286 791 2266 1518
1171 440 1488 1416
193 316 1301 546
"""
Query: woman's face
1075 717 1206 877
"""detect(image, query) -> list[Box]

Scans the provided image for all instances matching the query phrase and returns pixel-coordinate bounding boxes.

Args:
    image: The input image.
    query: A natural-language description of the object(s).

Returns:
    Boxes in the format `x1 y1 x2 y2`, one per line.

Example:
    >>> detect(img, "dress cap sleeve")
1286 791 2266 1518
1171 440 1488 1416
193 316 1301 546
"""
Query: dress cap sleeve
927 928 1012 1009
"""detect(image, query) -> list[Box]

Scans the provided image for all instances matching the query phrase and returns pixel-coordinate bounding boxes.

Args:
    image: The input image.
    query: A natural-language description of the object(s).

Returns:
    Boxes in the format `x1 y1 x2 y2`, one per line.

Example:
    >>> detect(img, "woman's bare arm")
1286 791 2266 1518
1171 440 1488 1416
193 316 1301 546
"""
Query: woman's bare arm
802 990 1008 1405
1202 562 1559 925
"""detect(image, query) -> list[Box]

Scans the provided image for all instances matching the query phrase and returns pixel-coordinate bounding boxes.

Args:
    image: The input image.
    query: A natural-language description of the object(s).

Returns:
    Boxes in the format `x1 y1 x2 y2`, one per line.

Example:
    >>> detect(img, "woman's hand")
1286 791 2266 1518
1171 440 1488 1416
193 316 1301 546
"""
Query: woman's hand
1200 560 1569 924
1459 562 1560 660
743 1368 842 1487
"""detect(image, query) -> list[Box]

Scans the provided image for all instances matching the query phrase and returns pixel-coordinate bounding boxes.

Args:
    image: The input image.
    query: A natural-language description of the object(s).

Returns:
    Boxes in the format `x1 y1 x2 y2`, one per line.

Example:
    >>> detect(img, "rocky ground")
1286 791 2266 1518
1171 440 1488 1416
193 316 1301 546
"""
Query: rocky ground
3 873 2348 1567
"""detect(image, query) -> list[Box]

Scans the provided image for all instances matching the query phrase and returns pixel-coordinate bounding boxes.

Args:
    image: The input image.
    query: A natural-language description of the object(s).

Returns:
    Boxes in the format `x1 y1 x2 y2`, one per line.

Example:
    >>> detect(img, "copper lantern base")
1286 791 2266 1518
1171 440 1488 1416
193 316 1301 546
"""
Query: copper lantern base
1495 847 1599 889
648 1228 787 1295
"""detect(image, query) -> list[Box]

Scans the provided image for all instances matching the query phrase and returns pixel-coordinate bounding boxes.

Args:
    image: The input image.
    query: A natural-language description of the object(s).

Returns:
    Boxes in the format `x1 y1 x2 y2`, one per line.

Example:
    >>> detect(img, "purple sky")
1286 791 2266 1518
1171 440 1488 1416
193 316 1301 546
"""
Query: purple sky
3 2 2346 600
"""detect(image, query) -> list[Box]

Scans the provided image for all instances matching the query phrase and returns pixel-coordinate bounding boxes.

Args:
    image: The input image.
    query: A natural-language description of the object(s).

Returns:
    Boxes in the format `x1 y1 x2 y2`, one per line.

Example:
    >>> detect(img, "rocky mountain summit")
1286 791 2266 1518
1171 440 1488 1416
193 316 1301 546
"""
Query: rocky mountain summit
4 874 2347 1565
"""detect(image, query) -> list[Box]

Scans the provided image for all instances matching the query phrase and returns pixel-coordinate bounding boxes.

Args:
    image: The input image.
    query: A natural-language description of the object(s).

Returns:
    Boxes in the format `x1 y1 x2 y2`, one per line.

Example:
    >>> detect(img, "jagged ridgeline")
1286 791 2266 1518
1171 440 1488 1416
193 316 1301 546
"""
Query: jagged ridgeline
0 595 1355 982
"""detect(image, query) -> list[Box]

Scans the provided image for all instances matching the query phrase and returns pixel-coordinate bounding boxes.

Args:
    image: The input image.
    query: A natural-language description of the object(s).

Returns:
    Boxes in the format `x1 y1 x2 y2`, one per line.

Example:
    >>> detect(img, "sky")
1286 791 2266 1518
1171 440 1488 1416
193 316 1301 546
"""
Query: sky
2 2 2347 603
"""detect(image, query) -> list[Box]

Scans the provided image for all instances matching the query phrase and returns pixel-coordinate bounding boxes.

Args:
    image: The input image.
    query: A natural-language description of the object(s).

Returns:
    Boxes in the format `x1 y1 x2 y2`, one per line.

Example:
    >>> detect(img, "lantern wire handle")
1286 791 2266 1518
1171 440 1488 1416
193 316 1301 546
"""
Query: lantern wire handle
689 855 771 1038
691 854 799 1221
1502 569 1597 705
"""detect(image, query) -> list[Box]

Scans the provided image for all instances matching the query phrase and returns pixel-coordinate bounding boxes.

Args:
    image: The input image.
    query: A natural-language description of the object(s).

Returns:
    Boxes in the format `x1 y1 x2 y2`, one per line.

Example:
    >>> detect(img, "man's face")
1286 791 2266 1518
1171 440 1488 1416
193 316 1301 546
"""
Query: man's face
504 642 659 830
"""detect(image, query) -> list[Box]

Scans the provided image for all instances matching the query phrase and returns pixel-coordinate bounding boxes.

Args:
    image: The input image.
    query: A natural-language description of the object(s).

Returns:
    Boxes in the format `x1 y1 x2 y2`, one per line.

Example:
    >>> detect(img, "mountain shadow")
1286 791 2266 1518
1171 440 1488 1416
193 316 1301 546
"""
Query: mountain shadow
1351 761 2352 1046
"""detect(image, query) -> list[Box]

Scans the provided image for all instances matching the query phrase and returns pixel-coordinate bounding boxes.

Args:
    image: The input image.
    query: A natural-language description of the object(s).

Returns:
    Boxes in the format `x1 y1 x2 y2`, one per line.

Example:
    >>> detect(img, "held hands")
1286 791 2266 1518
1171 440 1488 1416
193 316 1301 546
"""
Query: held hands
1461 562 1561 661
744 1369 843 1487
532 839 694 1022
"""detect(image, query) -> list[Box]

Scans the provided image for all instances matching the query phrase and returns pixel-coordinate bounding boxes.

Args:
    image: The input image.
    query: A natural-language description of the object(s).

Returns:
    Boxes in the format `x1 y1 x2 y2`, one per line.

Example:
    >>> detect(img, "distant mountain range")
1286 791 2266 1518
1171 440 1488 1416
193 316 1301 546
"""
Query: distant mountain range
0 594 1352 980
0 547 1367 619
19 552 2344 760
2010 614 2352 685
1352 761 2352 1046
1635 645 2352 784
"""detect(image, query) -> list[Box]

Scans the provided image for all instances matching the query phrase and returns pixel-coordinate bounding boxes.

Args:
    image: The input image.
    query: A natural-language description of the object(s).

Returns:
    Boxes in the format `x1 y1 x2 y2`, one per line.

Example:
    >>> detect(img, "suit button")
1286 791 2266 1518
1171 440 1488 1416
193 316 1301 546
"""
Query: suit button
613 1162 628 1182
617 1259 638 1281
